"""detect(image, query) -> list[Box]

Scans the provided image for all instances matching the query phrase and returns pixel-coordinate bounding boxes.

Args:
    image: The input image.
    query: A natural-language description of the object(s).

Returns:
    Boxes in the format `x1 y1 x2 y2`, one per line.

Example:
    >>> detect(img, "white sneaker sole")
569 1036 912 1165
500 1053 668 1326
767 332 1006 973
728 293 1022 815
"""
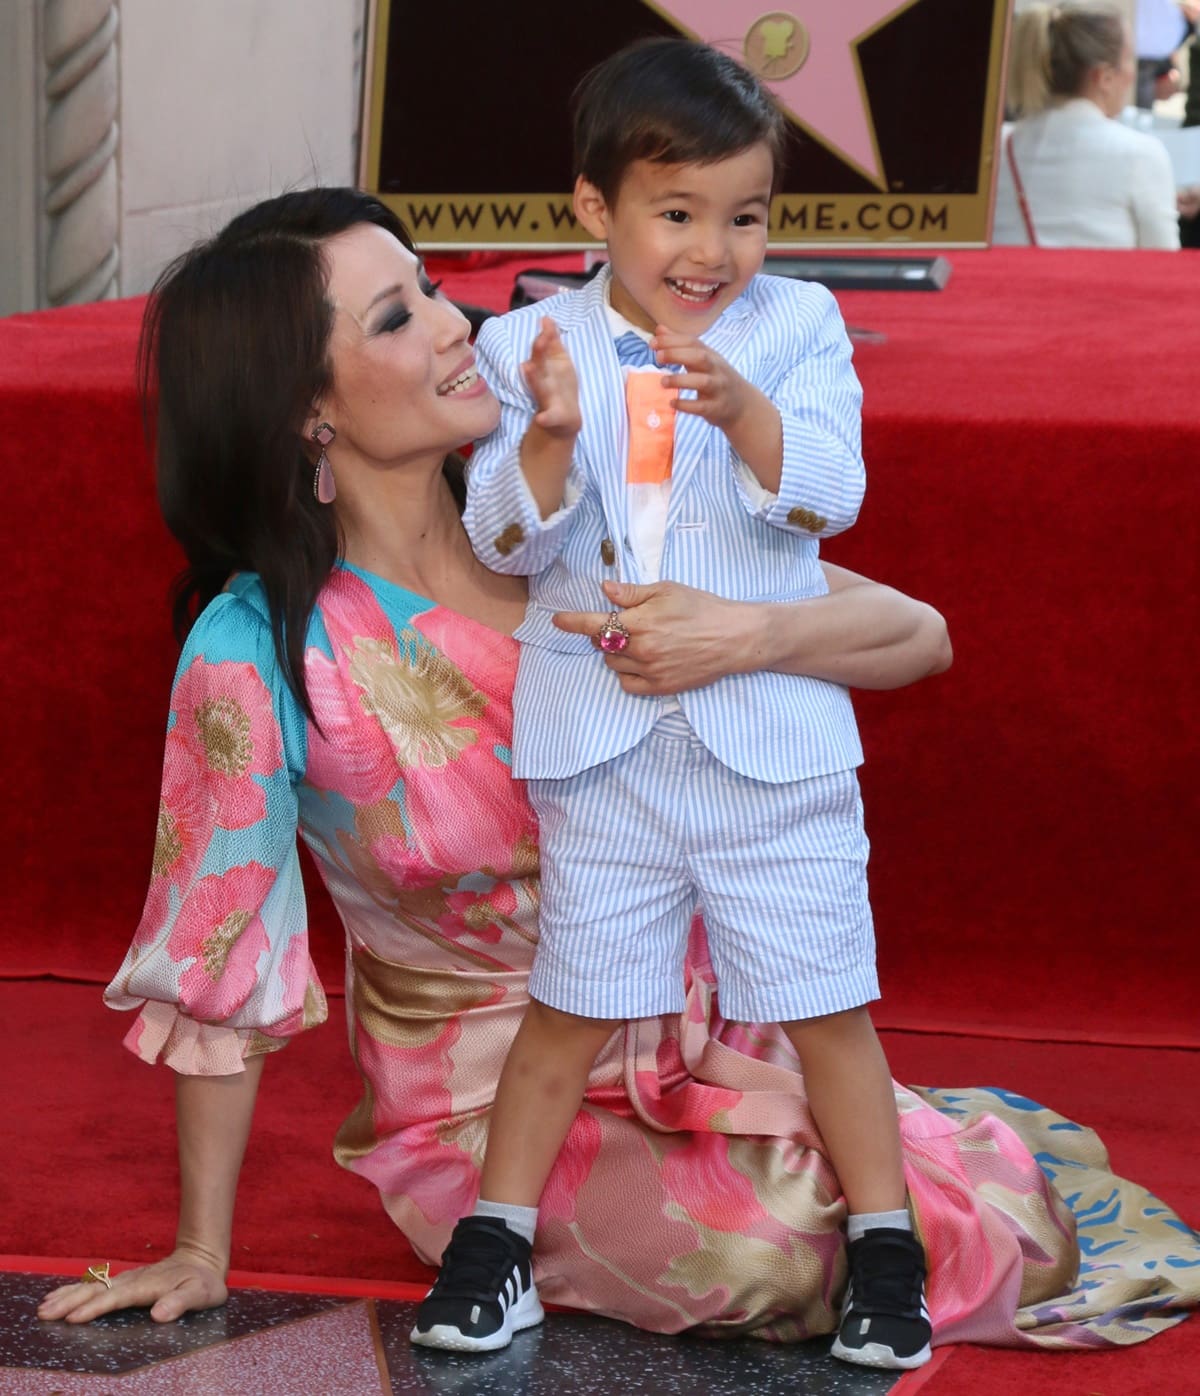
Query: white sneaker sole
410 1285 545 1353
830 1335 932 1370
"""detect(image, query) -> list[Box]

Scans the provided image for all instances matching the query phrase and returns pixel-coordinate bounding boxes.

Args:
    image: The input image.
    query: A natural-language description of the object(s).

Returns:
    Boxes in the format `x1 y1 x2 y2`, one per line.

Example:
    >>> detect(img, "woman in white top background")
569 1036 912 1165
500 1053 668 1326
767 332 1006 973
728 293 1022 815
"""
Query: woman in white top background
993 2 1180 249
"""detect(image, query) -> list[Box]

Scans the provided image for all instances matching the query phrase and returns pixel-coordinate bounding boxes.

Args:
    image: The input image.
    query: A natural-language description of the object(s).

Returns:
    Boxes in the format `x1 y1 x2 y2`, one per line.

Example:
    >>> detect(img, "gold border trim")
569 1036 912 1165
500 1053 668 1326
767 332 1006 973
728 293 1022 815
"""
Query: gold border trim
359 0 391 192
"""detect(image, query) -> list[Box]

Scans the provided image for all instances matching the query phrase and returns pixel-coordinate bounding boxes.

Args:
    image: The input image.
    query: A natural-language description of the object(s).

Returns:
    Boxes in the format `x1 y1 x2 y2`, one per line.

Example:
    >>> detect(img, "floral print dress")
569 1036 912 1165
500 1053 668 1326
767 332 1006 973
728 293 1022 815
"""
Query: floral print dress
105 565 1200 1348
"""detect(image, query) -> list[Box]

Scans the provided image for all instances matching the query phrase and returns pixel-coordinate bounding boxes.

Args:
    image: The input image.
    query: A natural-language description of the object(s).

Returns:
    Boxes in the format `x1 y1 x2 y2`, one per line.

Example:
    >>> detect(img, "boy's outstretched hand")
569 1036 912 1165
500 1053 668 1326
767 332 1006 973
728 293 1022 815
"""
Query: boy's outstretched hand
652 327 782 491
522 317 581 439
519 317 582 518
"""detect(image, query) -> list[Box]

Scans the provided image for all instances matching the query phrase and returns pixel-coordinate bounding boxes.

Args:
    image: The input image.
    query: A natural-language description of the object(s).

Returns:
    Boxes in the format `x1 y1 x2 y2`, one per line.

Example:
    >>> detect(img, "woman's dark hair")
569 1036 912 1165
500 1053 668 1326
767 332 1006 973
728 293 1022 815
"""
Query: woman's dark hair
572 37 787 203
138 187 462 723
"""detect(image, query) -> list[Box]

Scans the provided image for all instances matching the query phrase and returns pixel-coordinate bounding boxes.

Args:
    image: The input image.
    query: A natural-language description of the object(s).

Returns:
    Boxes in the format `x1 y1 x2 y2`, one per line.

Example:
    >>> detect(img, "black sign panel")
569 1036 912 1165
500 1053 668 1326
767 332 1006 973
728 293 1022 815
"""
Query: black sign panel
360 0 1010 246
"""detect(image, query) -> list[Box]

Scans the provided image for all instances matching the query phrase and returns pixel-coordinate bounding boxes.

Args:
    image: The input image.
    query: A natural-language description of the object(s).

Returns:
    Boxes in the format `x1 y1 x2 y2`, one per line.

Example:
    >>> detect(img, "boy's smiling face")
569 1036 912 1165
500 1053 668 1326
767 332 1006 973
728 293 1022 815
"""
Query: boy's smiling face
573 142 774 336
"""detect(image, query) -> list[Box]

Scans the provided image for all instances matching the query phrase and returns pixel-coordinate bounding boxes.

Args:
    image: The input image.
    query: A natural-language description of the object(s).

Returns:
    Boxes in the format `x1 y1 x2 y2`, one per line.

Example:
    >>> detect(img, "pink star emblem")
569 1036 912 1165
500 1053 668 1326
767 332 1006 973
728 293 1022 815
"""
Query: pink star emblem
648 1 920 186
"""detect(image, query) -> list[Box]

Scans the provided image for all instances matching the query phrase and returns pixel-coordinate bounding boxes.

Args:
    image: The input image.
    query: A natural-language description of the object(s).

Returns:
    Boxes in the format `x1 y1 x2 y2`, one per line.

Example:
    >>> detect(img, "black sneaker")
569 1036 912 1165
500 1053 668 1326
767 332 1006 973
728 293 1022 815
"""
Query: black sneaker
410 1216 544 1353
830 1227 932 1370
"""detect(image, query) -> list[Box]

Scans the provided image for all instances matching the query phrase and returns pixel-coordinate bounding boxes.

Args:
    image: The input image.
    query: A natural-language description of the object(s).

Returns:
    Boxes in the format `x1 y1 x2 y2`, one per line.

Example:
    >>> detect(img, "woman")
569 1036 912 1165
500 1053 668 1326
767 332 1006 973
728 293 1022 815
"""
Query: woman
35 190 1194 1349
994 2 1180 249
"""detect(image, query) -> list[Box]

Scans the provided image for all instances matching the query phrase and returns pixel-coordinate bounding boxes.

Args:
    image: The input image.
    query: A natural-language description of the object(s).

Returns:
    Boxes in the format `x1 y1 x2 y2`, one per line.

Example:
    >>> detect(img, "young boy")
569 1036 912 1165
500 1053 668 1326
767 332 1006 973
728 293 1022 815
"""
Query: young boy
412 38 931 1370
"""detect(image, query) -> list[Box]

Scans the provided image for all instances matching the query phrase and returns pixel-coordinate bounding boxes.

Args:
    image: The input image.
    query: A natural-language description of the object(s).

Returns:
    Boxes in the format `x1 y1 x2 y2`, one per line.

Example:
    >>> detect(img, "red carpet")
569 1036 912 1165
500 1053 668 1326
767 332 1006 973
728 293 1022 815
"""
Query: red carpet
894 1318 1200 1396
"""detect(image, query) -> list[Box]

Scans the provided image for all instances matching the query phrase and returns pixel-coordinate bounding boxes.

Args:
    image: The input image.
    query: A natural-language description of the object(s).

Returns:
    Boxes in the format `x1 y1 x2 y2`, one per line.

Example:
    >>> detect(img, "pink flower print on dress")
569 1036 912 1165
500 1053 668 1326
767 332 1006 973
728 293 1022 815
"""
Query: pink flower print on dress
539 1107 604 1228
168 861 275 1022
634 1038 746 1135
264 919 326 1039
442 878 520 948
172 658 283 829
414 605 519 712
307 630 486 807
307 569 533 874
132 729 218 947
155 729 214 884
345 1018 483 1229
660 1133 779 1242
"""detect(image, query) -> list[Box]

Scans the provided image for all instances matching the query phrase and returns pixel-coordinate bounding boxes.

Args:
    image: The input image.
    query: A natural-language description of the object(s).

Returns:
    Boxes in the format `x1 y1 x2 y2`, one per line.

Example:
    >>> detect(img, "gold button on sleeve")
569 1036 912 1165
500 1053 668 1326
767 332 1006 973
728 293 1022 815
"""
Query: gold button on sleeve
494 523 525 557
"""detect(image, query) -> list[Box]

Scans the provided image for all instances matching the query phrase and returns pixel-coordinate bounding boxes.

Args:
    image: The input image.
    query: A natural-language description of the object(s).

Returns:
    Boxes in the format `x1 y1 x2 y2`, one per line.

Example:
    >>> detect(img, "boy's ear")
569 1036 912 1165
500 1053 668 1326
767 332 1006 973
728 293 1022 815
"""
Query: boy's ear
573 175 610 241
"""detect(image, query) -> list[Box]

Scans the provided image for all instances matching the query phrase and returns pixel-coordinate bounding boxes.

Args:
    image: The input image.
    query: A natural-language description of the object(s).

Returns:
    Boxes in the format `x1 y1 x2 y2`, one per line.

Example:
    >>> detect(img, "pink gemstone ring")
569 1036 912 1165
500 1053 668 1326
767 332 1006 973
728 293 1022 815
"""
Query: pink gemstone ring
597 611 630 653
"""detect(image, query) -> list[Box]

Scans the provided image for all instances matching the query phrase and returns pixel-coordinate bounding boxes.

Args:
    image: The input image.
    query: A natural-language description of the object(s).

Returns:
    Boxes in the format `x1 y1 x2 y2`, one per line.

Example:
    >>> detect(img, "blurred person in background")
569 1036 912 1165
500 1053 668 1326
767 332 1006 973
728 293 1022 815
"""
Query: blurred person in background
1134 0 1198 108
994 2 1180 247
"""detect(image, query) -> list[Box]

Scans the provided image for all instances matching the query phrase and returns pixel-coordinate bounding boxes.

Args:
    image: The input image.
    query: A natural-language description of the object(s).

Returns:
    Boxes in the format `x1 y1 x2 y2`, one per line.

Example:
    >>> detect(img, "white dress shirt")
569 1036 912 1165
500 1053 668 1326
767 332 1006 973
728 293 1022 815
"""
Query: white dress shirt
992 98 1180 249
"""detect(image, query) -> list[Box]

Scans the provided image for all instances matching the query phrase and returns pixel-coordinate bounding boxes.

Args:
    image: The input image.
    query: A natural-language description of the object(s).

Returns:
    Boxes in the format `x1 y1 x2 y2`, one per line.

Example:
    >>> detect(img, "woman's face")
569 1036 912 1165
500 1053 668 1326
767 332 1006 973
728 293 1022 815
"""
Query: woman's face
318 223 499 465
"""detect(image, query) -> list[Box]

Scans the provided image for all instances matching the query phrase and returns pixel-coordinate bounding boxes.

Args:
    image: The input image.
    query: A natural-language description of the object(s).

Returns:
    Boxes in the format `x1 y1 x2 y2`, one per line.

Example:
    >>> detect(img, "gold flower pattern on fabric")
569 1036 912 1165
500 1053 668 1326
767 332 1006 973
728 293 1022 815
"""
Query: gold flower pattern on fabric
333 811 529 969
355 798 407 847
976 1180 1078 1307
302 977 327 1030
200 908 254 979
348 631 485 769
194 696 254 776
350 940 498 1050
660 1207 832 1338
510 831 539 881
435 1114 488 1172
334 1069 380 1164
152 804 183 878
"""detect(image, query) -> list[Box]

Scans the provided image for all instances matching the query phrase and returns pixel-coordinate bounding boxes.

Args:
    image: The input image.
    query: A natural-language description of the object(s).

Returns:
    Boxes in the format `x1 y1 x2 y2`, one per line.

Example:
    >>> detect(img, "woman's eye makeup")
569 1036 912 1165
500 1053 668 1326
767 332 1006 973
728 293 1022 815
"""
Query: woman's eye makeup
374 305 412 333
372 276 443 332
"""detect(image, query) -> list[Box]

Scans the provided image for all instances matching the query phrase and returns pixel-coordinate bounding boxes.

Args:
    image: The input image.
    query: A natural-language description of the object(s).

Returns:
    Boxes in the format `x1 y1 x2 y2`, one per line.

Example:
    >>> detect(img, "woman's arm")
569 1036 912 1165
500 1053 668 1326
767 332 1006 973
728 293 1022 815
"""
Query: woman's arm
1133 140 1182 250
551 564 951 697
38 1055 265 1323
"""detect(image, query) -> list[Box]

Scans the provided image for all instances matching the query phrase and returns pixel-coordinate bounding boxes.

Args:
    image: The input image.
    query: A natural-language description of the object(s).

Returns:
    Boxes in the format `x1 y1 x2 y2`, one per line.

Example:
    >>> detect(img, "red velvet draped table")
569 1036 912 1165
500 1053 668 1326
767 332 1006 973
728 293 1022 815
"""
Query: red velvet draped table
1 248 1195 1049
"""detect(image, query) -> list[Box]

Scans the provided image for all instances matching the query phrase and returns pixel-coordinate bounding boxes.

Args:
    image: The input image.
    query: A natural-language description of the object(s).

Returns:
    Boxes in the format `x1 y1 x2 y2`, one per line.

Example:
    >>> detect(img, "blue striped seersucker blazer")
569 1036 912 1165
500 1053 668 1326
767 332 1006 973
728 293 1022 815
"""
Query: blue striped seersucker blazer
463 263 866 783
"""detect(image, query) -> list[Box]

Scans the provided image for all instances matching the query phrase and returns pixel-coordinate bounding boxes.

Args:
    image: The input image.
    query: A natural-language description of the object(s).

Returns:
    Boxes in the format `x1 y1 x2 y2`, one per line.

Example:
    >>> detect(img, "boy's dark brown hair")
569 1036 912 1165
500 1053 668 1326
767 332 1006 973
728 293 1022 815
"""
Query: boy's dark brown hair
572 37 787 203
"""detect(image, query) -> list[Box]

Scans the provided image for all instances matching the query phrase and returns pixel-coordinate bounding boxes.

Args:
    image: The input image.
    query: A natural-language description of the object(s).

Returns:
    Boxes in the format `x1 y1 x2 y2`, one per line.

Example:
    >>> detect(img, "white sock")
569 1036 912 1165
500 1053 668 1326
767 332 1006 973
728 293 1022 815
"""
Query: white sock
847 1209 912 1242
472 1198 538 1245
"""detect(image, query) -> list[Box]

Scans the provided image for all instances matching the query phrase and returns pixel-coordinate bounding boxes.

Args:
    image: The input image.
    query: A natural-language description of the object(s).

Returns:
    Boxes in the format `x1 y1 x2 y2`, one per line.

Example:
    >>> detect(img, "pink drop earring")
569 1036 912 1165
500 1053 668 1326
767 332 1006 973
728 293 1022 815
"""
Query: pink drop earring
311 422 336 503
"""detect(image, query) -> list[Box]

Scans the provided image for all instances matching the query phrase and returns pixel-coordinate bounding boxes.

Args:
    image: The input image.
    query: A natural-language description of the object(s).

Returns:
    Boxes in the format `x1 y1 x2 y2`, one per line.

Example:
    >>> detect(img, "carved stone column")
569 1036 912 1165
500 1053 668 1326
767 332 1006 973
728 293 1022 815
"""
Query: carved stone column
41 0 121 306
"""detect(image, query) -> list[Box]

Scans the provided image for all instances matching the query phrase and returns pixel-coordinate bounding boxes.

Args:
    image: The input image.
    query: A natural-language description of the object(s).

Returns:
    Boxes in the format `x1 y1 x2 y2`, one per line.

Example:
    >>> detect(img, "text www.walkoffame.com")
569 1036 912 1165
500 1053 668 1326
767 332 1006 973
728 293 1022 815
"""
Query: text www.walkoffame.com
400 199 954 237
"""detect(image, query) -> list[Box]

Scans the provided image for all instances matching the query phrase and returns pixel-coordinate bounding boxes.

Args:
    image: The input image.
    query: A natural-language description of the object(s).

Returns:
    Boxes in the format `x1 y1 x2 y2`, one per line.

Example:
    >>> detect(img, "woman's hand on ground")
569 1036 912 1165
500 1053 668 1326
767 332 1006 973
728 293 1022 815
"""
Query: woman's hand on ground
37 1246 228 1325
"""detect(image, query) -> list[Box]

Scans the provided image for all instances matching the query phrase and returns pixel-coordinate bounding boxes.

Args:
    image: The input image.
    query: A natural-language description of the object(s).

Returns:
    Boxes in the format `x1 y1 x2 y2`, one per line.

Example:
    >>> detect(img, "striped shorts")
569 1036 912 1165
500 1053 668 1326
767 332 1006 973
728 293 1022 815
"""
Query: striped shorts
527 711 879 1023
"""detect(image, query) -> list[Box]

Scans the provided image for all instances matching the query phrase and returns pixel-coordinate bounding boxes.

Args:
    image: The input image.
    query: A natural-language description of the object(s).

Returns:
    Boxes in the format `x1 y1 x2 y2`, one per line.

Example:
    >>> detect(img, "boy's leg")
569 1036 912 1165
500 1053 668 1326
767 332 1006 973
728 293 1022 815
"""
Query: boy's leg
781 1006 904 1214
481 1000 619 1205
690 760 928 1370
411 1001 615 1353
783 1008 930 1372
